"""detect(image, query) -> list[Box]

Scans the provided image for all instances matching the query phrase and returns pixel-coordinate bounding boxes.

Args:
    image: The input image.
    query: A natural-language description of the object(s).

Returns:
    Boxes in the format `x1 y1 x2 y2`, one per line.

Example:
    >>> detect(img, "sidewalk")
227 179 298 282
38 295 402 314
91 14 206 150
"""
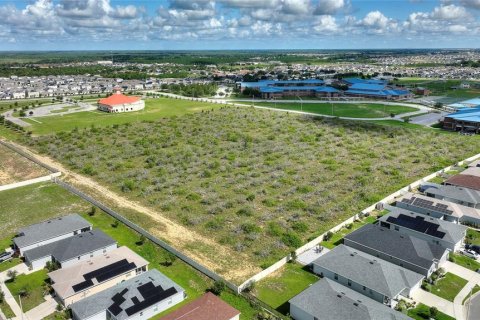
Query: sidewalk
0 263 35 320
411 289 455 318
25 295 56 320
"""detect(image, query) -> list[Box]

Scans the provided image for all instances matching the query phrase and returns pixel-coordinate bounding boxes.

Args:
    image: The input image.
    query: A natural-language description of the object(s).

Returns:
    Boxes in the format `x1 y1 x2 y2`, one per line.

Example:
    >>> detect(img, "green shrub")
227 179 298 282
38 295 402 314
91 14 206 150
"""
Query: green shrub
282 232 302 247
237 207 254 217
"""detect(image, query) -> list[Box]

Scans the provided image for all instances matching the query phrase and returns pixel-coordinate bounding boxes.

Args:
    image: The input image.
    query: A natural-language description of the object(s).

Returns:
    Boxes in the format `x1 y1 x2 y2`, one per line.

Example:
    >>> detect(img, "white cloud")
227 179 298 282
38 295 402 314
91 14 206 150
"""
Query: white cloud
314 0 346 15
431 4 470 20
313 15 338 32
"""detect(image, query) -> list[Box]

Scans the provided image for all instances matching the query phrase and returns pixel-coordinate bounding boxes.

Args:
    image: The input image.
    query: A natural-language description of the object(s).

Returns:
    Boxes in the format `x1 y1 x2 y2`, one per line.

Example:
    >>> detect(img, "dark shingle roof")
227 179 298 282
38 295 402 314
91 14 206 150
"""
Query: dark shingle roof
71 269 184 320
312 245 424 298
23 229 116 262
344 224 447 270
14 214 91 249
446 174 480 191
289 279 412 320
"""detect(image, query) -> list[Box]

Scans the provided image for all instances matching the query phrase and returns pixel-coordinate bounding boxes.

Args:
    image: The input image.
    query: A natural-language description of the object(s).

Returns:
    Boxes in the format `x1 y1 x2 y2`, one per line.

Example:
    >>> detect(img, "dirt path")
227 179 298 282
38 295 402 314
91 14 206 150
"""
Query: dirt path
4 139 260 283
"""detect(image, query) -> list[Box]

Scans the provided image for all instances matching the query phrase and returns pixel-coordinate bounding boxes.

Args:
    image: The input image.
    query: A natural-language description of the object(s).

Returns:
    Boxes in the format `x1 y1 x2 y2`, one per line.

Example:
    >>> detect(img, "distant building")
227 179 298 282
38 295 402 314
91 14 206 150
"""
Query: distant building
443 106 480 132
414 87 431 96
160 292 240 320
343 78 412 100
422 182 480 209
13 214 92 256
238 79 340 99
49 246 148 306
97 91 145 113
70 269 185 320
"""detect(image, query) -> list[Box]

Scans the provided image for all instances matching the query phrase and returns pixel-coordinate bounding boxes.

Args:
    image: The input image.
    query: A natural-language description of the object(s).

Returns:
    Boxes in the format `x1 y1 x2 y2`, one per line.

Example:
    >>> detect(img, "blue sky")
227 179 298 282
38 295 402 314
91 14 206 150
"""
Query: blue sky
0 0 479 50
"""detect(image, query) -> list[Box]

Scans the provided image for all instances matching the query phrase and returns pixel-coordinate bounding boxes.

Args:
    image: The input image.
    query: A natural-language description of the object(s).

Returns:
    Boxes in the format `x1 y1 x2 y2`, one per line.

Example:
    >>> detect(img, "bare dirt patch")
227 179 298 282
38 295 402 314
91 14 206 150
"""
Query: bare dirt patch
0 144 49 185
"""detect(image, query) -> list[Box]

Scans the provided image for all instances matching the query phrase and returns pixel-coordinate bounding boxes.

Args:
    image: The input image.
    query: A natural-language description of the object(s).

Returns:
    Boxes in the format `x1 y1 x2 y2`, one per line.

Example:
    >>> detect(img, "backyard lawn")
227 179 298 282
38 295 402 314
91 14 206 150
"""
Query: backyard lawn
450 253 480 272
428 272 468 302
466 229 480 246
0 299 15 319
254 263 319 314
407 303 455 320
23 97 224 135
320 215 377 249
251 101 418 118
5 269 48 312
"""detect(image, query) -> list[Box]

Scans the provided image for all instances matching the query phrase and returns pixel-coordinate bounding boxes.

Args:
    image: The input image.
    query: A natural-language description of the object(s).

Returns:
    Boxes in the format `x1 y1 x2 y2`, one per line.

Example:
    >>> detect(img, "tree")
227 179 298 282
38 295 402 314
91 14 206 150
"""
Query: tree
136 235 146 246
0 289 4 303
210 280 226 295
111 220 119 228
162 252 177 267
88 206 97 216
7 270 18 282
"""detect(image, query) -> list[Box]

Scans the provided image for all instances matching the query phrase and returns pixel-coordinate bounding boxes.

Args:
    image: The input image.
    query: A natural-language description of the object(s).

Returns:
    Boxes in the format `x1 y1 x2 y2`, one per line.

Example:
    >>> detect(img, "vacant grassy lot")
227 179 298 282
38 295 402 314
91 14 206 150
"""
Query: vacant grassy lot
25 107 480 277
6 269 48 312
0 182 90 239
254 263 318 314
407 303 455 320
429 272 468 302
252 102 417 118
23 97 223 135
0 143 49 185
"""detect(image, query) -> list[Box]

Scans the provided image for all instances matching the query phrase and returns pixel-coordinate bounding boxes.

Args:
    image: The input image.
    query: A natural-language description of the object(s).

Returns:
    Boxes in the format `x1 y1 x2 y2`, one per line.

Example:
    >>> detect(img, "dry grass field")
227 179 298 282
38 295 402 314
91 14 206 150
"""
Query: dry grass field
0 143 49 185
25 107 480 282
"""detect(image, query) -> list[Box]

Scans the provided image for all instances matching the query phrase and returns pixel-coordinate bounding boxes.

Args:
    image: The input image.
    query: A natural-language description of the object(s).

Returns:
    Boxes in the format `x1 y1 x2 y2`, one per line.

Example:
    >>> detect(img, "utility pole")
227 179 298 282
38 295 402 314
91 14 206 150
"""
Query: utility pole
296 95 303 112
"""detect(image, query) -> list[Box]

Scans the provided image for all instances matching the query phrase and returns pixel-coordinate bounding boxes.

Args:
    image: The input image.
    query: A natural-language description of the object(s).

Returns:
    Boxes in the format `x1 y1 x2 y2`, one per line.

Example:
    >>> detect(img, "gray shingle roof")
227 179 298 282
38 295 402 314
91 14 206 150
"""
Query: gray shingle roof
71 269 184 320
14 214 91 249
344 224 447 270
289 279 412 320
422 183 480 205
312 245 424 298
23 229 116 263
379 207 467 245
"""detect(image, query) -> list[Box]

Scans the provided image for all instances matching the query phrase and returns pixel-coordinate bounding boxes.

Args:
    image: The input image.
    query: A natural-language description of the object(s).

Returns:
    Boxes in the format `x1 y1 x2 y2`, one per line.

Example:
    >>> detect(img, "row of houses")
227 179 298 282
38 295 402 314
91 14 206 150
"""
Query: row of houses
238 78 413 100
11 214 240 320
288 163 480 320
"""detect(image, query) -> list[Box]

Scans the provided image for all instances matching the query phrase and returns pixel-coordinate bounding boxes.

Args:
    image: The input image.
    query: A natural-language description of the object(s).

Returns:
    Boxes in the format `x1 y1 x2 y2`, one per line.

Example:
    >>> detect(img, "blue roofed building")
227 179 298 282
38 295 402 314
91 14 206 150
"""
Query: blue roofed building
344 80 412 100
443 106 480 132
238 79 340 99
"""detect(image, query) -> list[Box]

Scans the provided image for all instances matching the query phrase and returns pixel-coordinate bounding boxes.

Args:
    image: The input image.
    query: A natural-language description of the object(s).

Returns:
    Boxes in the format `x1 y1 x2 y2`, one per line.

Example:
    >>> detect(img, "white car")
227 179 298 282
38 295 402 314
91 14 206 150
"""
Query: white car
462 249 479 260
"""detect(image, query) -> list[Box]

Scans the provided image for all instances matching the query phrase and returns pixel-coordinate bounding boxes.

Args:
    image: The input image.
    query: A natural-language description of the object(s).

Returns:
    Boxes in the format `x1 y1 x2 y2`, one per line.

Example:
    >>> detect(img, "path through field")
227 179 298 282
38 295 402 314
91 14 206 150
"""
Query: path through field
4 140 261 283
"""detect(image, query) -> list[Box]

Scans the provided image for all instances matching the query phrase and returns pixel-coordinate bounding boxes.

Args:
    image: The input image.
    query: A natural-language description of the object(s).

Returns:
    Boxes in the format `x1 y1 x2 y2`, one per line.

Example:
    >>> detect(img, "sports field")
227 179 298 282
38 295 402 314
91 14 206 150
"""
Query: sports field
251 102 417 118
22 97 224 135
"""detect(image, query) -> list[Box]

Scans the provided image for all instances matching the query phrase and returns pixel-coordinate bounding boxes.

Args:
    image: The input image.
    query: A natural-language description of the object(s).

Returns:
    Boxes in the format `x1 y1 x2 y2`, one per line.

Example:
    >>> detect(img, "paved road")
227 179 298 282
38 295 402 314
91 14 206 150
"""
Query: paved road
410 112 448 126
2 110 31 127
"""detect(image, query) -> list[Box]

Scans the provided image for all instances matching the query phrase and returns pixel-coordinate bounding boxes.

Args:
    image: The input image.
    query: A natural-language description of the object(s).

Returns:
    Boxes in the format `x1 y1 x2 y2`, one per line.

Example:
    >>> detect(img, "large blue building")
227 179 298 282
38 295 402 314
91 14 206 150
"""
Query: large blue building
443 106 480 132
238 78 411 100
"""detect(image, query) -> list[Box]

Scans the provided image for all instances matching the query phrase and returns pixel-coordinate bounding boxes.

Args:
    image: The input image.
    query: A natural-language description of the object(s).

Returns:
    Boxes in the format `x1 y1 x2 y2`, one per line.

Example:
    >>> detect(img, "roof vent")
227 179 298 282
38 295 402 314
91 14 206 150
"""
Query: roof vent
369 261 374 264
47 221 51 223
353 303 359 307
337 294 342 298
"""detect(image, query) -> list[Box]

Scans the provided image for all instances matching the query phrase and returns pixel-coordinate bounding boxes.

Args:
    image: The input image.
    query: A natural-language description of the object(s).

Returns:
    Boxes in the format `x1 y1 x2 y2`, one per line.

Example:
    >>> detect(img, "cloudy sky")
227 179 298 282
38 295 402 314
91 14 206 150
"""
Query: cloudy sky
1 0 479 50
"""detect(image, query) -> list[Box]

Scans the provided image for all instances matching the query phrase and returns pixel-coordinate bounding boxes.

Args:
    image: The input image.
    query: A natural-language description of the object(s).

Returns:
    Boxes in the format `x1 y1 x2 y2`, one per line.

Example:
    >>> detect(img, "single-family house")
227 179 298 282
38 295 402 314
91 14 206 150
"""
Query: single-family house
23 229 117 270
14 214 92 255
289 279 412 320
70 269 185 320
445 174 480 192
378 208 466 252
343 224 448 276
422 183 480 209
312 245 424 307
160 292 240 320
49 246 148 306
396 192 480 226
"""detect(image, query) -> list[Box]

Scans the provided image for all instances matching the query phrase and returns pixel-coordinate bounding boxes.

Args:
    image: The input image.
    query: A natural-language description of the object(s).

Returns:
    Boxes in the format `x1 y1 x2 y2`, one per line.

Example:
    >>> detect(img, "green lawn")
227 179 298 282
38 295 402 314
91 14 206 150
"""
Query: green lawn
251 102 418 118
23 97 224 135
407 303 455 320
82 211 260 320
0 182 91 238
254 263 319 314
428 272 468 302
428 176 445 184
0 299 15 319
450 253 480 272
466 229 480 246
0 257 22 273
5 269 48 312
463 284 480 305
321 216 377 249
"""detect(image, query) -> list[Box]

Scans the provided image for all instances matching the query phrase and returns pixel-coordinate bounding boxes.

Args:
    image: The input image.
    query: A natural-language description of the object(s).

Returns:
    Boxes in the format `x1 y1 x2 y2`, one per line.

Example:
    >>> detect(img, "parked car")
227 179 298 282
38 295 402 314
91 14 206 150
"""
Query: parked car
465 244 480 254
461 249 480 259
0 251 14 263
